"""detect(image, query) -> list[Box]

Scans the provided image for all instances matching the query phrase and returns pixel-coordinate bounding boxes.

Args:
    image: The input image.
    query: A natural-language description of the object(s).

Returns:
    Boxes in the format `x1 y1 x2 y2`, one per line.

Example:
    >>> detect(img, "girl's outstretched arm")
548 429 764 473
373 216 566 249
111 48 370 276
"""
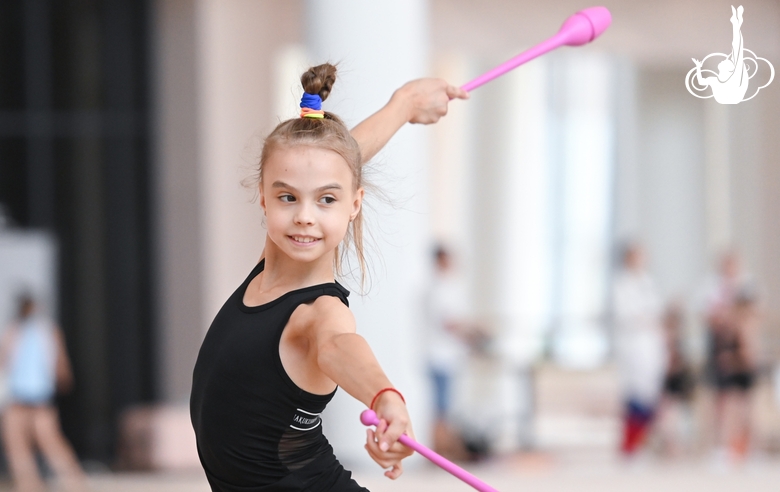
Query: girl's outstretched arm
352 79 469 163
307 296 413 479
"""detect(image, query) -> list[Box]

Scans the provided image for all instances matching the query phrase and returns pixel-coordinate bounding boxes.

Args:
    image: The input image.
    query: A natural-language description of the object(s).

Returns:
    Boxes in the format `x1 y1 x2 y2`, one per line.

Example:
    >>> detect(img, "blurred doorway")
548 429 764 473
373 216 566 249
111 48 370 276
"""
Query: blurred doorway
0 0 155 463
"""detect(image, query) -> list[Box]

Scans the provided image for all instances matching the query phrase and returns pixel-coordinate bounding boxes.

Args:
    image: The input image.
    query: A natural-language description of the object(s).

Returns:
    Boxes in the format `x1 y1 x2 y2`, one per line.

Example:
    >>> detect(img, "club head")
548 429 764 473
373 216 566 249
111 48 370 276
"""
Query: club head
360 409 379 427
558 6 612 46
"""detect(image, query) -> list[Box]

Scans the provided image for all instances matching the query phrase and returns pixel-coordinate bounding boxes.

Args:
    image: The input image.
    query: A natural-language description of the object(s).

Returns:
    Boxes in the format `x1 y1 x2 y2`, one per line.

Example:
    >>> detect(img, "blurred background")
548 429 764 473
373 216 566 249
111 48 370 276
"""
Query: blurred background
0 0 779 490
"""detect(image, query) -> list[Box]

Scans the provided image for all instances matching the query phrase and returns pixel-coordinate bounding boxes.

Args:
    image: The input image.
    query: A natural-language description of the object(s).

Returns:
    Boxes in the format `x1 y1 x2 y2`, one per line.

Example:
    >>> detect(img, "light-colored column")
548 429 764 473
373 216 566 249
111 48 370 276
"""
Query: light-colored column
195 0 292 333
551 54 614 368
305 0 432 468
703 102 731 258
468 58 552 451
728 102 762 273
431 54 474 253
153 0 206 403
612 59 641 242
635 68 708 300
758 85 780 342
154 0 301 402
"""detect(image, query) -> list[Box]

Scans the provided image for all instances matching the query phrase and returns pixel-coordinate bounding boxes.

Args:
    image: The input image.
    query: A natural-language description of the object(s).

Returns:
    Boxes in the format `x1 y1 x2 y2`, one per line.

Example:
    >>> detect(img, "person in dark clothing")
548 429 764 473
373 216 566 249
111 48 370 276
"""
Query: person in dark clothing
712 288 760 462
701 251 758 464
657 303 695 457
190 63 468 491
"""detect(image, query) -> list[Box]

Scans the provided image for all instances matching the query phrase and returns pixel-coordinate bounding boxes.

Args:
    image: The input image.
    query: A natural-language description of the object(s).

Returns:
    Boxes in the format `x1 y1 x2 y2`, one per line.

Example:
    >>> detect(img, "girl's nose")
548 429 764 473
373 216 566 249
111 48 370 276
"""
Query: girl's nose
294 204 315 226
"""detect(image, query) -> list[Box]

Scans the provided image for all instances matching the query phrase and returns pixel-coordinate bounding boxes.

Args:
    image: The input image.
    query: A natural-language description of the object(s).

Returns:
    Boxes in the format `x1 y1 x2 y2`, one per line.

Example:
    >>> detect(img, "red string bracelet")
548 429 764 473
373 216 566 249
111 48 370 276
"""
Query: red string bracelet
370 388 405 411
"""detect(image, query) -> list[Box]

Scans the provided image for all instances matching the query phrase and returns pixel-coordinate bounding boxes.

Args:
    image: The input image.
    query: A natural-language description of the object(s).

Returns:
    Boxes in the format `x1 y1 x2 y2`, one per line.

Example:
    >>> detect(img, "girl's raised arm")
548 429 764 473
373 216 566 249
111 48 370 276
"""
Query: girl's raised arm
351 79 468 163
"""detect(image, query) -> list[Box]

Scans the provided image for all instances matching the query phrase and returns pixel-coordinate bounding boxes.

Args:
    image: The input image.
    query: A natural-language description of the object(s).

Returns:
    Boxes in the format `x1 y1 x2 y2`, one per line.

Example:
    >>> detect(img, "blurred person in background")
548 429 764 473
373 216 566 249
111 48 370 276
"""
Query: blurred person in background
0 293 86 492
612 243 667 458
656 302 695 458
711 286 761 463
702 250 756 463
423 244 472 459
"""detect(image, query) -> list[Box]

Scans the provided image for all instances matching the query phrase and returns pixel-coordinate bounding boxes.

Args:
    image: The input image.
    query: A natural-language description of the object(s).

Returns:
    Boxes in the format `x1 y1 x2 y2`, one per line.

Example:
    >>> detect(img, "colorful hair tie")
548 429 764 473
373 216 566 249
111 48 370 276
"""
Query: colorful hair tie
300 107 325 119
300 92 325 119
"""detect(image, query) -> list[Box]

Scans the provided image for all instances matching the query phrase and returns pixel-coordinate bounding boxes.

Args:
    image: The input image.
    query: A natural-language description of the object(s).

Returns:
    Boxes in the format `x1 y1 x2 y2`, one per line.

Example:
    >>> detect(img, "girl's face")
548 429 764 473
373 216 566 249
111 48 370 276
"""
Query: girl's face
260 145 363 265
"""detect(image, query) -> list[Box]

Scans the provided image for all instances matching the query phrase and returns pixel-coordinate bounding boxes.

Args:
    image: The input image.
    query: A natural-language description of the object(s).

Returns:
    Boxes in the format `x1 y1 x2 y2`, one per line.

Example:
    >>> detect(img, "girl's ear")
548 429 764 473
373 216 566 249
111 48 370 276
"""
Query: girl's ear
259 183 267 214
350 187 364 221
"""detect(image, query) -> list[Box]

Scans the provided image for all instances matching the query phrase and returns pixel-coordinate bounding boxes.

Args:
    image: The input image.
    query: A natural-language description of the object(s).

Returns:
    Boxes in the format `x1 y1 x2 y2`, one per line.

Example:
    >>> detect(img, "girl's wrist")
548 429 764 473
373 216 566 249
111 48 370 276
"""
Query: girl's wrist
389 84 415 124
370 387 406 410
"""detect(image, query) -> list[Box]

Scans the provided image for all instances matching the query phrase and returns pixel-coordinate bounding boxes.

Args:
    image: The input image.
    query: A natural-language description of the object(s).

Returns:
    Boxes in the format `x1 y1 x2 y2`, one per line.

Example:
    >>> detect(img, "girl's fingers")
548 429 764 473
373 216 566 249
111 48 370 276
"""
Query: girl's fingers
374 418 390 450
365 445 409 467
365 429 412 469
384 462 403 480
446 84 470 100
405 78 469 124
379 415 411 453
365 429 395 468
366 429 402 462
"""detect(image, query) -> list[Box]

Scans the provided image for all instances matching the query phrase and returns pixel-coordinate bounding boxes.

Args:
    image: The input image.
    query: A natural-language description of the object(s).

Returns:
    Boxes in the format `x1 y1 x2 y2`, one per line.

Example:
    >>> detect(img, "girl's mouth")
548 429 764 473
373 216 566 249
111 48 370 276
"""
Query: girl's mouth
288 235 321 246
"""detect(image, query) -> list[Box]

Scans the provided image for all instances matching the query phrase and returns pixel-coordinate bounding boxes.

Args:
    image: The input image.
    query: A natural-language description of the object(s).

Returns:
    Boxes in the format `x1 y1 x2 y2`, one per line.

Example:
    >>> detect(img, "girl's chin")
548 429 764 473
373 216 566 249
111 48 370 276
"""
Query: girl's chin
277 238 336 260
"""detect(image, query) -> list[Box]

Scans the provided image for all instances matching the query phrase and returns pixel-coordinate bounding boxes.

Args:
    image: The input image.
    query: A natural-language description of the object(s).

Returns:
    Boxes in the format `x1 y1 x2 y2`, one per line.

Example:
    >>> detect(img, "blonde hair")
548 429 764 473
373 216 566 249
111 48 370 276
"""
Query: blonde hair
259 63 367 285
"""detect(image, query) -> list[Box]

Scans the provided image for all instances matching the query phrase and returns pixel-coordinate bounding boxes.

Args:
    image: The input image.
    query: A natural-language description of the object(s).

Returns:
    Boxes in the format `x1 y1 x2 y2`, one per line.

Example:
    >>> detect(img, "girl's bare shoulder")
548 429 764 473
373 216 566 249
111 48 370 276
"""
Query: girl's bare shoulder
300 295 356 336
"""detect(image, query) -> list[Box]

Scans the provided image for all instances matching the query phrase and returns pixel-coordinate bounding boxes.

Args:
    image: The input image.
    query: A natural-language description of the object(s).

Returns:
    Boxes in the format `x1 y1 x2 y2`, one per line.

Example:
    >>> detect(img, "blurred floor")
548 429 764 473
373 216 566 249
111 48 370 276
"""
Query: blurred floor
1 454 780 492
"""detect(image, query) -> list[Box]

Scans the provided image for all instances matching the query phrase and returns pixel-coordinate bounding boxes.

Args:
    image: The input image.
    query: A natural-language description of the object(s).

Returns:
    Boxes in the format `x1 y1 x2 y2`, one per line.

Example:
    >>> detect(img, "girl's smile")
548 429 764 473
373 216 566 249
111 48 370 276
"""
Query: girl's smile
289 236 320 243
288 235 322 246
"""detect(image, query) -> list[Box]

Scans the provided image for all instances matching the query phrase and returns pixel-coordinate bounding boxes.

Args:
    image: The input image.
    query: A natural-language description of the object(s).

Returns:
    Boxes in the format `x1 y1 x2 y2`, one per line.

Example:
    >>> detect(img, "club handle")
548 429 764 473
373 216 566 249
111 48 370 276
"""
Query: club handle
460 32 567 92
361 410 500 492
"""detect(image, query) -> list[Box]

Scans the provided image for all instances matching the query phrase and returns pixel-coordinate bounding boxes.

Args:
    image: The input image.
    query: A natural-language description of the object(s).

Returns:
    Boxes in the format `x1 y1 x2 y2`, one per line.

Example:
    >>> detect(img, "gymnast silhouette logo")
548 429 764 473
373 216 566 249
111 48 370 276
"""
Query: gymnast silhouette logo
685 5 774 104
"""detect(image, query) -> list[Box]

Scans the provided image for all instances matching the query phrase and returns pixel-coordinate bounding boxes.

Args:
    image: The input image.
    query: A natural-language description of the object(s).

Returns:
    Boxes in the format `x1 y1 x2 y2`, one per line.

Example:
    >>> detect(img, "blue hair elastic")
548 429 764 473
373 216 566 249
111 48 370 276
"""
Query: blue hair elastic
300 92 322 110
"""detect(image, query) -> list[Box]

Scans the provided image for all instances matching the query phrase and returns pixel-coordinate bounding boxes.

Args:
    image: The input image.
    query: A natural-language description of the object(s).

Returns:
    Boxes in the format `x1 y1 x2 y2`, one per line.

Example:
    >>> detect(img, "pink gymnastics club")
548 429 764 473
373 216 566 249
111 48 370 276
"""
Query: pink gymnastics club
460 6 612 92
361 409 499 492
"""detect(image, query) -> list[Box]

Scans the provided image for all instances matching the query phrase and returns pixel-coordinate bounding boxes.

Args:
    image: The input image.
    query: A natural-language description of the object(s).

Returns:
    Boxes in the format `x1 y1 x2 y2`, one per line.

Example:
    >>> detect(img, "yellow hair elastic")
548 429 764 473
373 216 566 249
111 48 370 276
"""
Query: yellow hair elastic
300 108 325 119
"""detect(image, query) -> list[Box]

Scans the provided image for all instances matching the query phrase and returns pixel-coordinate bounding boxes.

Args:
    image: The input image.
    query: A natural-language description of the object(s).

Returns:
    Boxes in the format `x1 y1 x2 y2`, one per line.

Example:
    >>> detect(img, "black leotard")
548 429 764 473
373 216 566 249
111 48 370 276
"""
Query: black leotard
708 327 755 392
190 260 368 491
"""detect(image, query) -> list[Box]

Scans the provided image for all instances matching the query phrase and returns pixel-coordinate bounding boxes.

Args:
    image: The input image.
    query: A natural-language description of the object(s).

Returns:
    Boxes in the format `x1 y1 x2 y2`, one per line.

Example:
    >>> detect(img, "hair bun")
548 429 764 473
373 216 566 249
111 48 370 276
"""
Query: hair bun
301 63 337 102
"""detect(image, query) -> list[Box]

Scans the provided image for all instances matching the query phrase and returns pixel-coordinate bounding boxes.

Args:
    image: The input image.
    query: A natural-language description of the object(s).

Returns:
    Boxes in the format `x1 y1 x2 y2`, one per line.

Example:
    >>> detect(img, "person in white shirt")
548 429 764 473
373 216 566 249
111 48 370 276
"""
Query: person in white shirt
424 245 471 456
612 243 667 456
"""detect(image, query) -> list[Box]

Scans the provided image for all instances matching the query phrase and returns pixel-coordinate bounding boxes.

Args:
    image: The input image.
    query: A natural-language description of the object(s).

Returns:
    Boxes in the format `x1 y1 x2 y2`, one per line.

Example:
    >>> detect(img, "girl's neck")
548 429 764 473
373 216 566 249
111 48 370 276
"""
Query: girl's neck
259 239 336 291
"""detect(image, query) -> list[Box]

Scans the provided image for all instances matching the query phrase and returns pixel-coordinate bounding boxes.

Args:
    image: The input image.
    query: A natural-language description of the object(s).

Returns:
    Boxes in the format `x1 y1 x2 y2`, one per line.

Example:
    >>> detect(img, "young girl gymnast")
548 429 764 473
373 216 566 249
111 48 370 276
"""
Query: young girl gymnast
190 63 468 491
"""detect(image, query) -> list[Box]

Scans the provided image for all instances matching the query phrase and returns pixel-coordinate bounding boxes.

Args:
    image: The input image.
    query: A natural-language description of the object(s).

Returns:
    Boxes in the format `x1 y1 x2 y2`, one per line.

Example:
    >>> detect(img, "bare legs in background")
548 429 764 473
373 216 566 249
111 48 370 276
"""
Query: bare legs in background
2 404 86 492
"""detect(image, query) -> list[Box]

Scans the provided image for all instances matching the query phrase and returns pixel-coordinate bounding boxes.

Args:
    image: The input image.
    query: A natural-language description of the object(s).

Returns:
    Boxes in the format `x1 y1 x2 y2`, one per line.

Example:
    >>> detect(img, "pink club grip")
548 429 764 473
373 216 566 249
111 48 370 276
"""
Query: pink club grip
361 410 500 492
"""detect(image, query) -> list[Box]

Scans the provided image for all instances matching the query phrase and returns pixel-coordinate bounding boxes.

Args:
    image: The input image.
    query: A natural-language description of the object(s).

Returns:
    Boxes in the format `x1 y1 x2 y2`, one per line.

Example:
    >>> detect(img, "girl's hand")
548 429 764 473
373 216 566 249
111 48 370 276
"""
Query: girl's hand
351 77 468 162
364 391 414 479
391 78 469 125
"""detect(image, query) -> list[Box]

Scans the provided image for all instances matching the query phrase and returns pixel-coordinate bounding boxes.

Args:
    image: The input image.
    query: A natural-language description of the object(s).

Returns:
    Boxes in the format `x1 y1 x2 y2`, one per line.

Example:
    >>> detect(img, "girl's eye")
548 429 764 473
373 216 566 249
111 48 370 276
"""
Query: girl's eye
280 194 296 203
320 196 336 204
